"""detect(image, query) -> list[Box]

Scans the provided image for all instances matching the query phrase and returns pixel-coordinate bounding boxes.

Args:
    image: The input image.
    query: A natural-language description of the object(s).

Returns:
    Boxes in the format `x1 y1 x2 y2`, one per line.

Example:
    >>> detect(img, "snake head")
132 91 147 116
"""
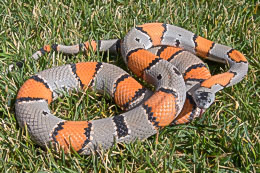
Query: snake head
193 90 215 109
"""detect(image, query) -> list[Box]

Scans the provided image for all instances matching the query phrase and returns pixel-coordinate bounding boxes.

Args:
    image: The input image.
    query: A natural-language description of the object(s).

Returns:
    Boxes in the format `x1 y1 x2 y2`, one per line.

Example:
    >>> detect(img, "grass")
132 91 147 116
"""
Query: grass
0 0 259 172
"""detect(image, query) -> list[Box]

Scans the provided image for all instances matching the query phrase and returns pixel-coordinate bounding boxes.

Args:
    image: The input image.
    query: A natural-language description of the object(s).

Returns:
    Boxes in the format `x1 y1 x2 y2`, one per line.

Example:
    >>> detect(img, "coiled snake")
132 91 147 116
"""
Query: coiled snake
15 23 248 154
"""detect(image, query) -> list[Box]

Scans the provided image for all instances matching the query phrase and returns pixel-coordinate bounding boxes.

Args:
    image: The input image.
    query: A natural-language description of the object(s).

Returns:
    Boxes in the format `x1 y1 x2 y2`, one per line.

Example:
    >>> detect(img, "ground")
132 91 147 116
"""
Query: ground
0 0 259 172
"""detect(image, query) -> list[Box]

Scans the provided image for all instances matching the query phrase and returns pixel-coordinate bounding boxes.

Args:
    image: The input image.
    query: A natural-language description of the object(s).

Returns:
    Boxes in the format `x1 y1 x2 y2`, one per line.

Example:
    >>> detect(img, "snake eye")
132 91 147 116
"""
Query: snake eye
157 74 162 80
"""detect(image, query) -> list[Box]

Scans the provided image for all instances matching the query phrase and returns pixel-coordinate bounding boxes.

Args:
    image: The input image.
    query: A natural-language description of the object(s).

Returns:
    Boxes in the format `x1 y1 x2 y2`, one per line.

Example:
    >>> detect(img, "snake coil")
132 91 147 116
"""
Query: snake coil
15 23 248 154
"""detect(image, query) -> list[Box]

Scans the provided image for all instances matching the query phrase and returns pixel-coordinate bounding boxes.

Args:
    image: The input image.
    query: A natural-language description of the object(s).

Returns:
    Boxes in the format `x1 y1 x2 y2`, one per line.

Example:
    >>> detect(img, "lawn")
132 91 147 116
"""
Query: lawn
0 0 259 172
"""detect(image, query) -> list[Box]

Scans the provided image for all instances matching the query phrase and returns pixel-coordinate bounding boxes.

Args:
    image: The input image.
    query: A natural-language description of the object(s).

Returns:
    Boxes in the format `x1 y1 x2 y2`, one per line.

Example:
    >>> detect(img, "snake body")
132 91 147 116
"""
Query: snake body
15 23 248 154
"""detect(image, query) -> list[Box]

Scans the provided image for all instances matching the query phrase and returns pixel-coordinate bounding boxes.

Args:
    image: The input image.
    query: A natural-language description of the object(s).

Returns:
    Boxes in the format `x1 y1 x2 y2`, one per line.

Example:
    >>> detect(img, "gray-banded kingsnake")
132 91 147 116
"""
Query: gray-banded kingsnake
15 23 248 154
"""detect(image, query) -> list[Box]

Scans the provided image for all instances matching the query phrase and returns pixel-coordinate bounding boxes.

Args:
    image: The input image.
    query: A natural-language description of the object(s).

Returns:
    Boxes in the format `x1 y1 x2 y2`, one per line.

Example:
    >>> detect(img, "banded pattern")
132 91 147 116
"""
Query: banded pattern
122 23 248 109
15 23 248 154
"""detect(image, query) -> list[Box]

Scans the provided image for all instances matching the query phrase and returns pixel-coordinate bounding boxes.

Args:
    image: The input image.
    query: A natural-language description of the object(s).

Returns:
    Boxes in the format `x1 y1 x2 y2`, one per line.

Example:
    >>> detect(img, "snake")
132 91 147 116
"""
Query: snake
15 23 248 154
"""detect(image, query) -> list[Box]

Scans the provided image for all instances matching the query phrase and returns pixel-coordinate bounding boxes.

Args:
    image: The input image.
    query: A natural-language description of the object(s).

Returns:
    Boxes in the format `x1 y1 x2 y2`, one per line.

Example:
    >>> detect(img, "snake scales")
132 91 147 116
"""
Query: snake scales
15 23 248 154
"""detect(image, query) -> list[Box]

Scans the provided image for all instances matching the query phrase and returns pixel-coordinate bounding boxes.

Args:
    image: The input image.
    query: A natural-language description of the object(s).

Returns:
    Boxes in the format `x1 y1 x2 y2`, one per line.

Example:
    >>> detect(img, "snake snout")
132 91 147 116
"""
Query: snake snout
193 90 215 109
